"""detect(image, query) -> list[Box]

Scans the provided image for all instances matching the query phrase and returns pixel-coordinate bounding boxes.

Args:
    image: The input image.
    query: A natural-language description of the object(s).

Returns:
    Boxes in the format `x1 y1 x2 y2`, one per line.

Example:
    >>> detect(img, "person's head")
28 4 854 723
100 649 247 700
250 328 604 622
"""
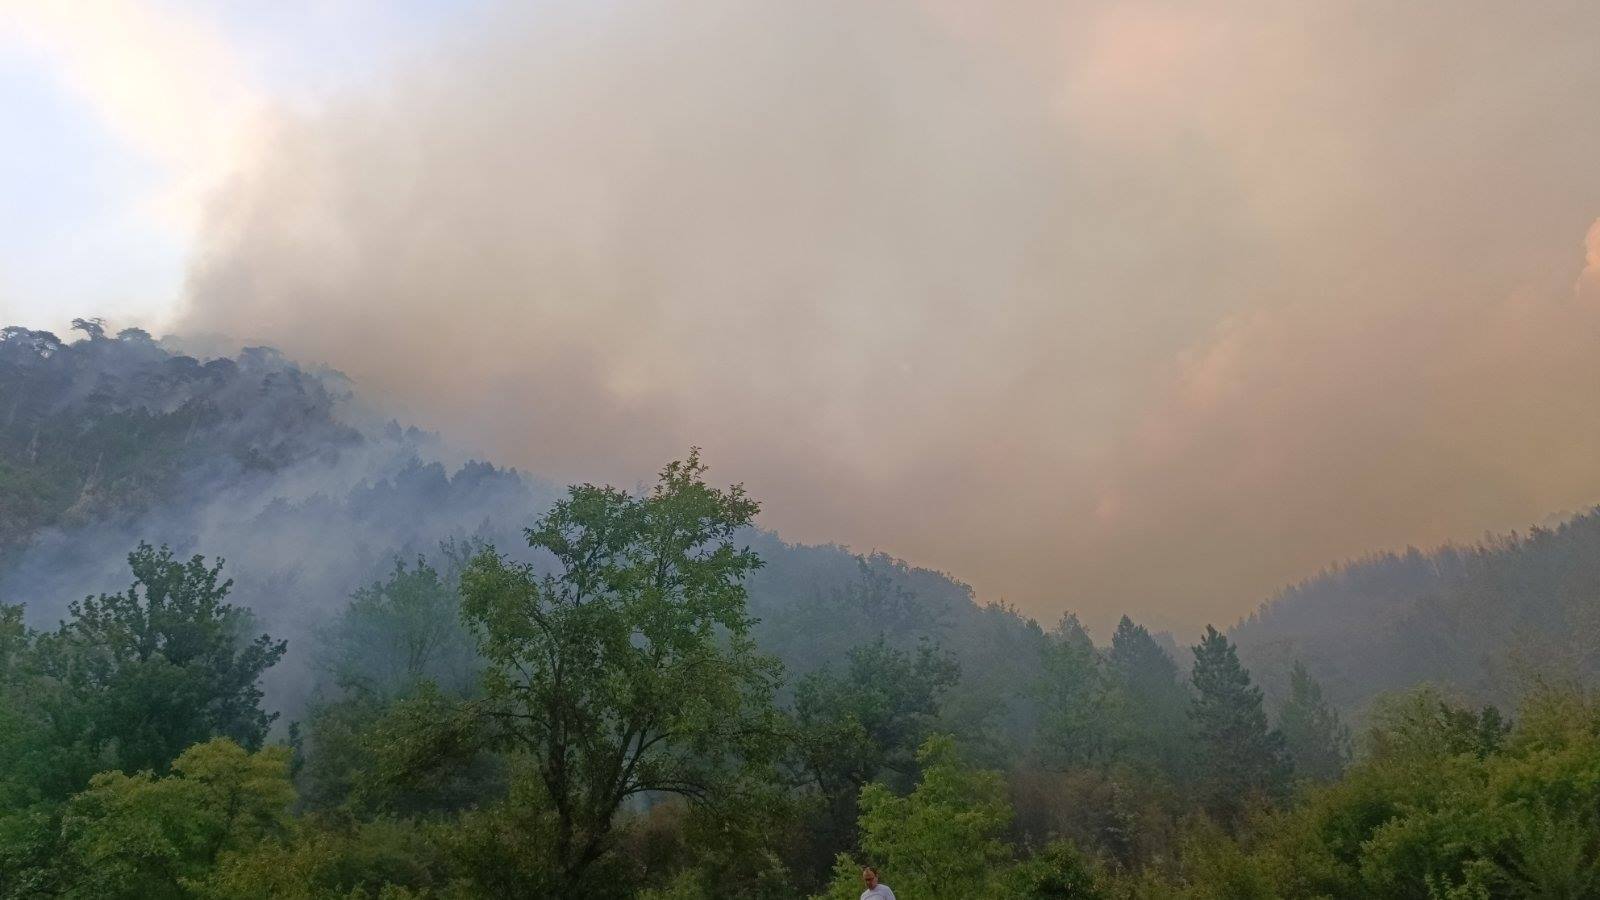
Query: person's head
862 867 880 889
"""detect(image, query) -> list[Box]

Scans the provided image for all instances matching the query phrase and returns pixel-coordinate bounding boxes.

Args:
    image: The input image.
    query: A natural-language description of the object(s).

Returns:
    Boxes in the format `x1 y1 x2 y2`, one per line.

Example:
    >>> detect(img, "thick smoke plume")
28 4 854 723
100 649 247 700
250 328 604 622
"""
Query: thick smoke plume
183 0 1600 632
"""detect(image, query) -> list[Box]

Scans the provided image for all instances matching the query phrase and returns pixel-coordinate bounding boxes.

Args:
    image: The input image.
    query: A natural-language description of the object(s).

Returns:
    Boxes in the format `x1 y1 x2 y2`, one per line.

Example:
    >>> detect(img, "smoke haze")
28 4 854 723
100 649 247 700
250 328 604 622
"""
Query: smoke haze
181 0 1600 633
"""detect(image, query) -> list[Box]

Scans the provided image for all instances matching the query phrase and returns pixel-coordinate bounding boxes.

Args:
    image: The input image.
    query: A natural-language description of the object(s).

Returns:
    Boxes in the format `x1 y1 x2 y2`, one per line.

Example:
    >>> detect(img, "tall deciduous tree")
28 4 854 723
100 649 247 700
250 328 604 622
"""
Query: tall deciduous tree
1189 626 1288 825
793 637 958 860
1277 661 1350 783
32 544 286 792
319 550 478 699
458 451 783 896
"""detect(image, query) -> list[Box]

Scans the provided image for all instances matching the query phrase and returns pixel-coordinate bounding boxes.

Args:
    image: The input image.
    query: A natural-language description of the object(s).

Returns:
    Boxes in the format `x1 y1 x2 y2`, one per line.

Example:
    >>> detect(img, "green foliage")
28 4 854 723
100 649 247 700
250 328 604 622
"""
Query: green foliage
0 802 66 900
1034 615 1115 770
198 815 450 900
295 692 389 813
1010 768 1184 875
457 450 784 894
1004 840 1111 899
301 683 503 817
1189 626 1289 826
631 791 800 900
57 739 294 899
1166 684 1600 899
425 762 571 899
320 553 478 699
4 545 284 802
792 636 958 861
300 544 501 817
1021 616 1193 870
1365 685 1509 763
795 637 959 791
13 438 1600 898
1277 661 1350 783
1169 820 1281 900
1106 616 1191 778
0 548 289 899
822 735 1016 900
0 602 47 809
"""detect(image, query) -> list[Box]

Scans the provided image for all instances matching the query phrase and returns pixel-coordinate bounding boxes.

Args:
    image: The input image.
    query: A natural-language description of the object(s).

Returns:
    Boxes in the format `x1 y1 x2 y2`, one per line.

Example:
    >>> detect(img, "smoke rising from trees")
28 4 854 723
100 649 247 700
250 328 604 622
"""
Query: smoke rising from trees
181 0 1600 631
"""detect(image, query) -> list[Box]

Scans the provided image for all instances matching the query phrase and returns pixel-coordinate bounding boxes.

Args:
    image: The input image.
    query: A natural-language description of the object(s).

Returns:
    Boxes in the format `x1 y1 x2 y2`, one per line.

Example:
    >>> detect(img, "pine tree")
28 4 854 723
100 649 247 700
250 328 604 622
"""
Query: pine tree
1034 614 1113 768
1277 661 1350 782
1107 616 1191 777
1189 625 1288 826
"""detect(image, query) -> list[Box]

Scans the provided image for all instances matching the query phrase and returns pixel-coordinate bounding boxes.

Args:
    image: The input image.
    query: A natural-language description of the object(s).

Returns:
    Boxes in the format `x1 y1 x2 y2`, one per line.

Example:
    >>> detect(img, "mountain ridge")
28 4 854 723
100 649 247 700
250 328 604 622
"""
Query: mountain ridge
5 320 1598 721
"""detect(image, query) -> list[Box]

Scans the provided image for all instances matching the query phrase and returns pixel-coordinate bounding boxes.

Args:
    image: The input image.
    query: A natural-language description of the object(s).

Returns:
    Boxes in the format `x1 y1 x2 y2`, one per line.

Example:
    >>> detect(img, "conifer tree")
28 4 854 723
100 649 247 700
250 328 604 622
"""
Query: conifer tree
1035 614 1113 768
1277 661 1350 782
1189 625 1288 825
1107 616 1190 777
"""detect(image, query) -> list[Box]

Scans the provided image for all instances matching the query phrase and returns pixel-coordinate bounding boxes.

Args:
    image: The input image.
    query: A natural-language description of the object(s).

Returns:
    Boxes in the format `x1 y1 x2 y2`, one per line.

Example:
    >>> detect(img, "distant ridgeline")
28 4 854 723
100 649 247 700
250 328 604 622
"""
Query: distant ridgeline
4 321 1598 722
0 321 1047 731
1235 514 1600 717
0 319 361 565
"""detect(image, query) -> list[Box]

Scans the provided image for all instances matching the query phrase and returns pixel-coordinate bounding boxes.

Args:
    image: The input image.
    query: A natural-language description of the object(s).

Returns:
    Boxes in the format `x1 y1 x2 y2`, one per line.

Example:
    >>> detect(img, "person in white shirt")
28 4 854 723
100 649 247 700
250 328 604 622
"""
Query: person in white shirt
860 866 895 900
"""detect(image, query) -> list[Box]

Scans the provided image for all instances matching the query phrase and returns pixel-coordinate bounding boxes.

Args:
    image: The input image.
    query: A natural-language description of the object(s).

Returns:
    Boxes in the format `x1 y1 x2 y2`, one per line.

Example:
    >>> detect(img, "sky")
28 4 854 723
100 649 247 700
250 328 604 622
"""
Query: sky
0 0 468 330
5 0 1600 636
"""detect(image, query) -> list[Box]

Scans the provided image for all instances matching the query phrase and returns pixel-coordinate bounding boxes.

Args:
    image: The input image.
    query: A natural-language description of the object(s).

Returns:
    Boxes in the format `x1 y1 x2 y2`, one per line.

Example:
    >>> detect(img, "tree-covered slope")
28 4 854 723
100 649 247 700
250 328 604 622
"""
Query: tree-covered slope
1235 512 1600 715
11 319 1600 727
9 320 1600 897
0 320 360 565
0 322 1045 728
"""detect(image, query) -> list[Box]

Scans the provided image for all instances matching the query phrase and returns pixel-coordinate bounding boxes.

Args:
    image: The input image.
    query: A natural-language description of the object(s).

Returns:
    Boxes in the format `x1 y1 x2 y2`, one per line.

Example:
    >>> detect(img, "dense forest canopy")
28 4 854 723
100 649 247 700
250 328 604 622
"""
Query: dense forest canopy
5 323 1600 898
1237 516 1600 717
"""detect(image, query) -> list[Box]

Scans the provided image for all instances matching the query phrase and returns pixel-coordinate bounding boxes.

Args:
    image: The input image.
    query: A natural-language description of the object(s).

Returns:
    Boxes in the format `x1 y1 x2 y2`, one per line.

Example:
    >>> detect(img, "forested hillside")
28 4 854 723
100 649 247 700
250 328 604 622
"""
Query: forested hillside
0 320 359 563
9 322 1596 721
0 322 1047 727
1236 516 1600 716
7 322 1600 898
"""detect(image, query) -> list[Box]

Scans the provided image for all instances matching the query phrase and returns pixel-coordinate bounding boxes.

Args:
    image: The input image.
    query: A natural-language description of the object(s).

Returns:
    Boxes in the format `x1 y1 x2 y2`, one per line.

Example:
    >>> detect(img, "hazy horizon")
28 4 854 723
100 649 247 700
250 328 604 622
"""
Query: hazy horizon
7 1 1600 635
